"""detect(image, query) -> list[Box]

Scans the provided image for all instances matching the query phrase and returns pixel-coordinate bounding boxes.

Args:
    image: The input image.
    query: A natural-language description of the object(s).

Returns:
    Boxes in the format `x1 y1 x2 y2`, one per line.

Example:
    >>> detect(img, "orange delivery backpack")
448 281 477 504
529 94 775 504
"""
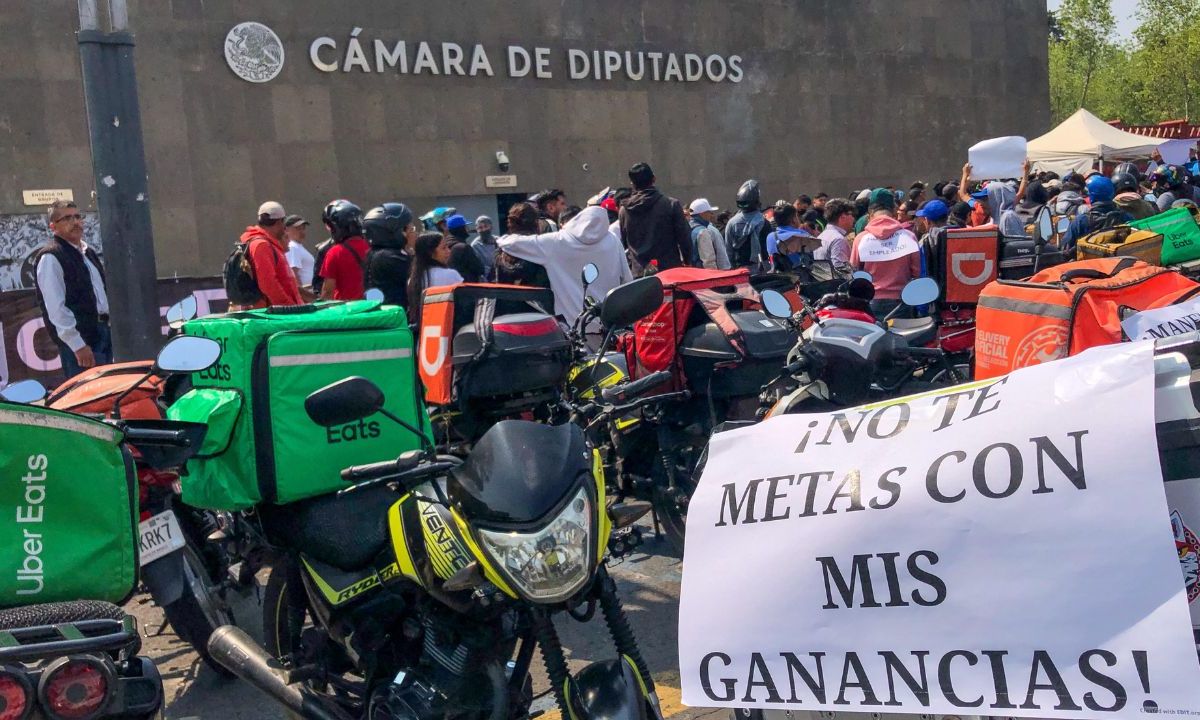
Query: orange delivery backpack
974 257 1200 379
45 361 166 419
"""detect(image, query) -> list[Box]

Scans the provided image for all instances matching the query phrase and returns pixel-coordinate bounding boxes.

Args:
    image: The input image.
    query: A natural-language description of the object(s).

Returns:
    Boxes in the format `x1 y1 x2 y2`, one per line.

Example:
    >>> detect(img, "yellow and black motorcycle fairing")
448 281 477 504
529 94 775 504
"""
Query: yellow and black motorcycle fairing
268 419 659 720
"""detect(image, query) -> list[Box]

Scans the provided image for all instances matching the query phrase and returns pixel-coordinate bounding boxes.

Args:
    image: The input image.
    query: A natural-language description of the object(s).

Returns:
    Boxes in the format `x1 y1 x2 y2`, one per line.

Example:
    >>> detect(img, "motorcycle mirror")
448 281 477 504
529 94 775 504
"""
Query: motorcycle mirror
600 276 663 330
305 376 385 427
1036 208 1053 243
364 288 385 302
0 379 47 404
851 270 873 283
848 277 876 302
901 277 940 307
581 263 600 287
165 295 198 330
760 290 791 319
155 336 222 373
1057 217 1071 234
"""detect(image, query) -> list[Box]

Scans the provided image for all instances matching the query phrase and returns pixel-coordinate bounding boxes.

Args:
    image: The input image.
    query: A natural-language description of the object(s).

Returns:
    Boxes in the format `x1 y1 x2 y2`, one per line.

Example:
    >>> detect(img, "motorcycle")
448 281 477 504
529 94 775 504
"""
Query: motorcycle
757 277 966 418
43 302 243 675
565 267 795 554
0 334 221 719
206 277 670 720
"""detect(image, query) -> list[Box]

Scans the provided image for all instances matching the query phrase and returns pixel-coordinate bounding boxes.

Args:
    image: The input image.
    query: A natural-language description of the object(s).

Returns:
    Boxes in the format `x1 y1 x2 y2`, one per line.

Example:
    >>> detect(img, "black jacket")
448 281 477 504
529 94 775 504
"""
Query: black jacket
619 188 692 272
365 246 412 309
448 239 484 283
34 235 106 348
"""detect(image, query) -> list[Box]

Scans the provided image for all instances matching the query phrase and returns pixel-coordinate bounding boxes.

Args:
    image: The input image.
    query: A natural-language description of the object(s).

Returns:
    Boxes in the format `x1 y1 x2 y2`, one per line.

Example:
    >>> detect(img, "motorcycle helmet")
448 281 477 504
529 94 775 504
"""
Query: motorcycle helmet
363 202 413 248
1110 171 1139 195
1113 162 1141 182
420 206 456 230
1151 165 1184 190
1084 174 1115 204
322 199 364 239
735 179 761 211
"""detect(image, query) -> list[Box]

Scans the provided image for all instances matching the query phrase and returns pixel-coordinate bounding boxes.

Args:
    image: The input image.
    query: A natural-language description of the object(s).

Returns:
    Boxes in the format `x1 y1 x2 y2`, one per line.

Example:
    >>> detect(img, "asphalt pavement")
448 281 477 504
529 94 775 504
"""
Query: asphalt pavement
124 524 722 720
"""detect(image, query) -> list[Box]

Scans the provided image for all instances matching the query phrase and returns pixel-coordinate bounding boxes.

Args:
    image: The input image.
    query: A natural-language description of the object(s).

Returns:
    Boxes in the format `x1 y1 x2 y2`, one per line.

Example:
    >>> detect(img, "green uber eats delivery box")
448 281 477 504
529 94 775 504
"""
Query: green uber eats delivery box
167 300 430 511
0 401 138 606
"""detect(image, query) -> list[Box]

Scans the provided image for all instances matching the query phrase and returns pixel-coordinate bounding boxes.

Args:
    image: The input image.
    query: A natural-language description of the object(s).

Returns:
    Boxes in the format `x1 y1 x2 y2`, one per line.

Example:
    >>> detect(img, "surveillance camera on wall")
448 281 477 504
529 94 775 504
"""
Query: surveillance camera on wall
496 150 511 173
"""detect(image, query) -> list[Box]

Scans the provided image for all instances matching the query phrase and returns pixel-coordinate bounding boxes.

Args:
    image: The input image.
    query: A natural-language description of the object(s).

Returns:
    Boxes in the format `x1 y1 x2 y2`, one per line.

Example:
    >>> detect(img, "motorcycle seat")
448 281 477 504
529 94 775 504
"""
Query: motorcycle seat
259 484 399 572
889 317 938 347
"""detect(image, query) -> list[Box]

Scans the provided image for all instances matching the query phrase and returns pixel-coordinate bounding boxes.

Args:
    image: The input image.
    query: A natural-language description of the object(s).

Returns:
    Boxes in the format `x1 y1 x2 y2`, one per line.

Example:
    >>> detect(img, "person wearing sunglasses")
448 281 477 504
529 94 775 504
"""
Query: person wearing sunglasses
33 199 111 379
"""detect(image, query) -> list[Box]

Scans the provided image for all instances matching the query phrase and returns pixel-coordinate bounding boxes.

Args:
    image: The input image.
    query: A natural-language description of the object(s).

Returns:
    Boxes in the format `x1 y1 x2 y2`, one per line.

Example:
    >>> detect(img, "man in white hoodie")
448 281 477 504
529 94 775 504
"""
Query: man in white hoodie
497 206 633 325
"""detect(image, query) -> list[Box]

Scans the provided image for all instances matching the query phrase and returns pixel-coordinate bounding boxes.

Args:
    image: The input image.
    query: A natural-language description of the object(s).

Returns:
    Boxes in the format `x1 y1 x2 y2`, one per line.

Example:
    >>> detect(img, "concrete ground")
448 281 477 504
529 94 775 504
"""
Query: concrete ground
124 525 724 720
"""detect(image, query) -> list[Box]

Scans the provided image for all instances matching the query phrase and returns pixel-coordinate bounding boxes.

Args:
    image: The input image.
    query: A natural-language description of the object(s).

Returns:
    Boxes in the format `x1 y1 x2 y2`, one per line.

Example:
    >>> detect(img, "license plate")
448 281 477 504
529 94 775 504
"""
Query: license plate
138 510 186 567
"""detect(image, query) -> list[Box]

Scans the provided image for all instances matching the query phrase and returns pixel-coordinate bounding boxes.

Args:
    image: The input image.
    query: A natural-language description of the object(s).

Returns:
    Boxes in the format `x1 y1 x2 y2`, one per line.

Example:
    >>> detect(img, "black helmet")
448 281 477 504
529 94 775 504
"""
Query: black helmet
363 203 413 248
736 179 761 211
322 199 364 240
1111 171 1139 195
1113 162 1141 182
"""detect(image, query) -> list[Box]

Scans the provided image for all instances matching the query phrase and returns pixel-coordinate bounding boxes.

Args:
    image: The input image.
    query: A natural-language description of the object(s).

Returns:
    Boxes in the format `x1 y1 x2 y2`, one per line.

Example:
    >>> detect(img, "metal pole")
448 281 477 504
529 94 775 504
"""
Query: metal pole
77 0 160 360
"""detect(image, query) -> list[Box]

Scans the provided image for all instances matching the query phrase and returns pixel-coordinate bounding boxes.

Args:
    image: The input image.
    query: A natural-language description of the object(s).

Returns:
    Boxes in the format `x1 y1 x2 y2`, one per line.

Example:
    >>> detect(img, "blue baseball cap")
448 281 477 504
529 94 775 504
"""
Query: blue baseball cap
915 199 949 221
970 188 990 200
445 214 472 230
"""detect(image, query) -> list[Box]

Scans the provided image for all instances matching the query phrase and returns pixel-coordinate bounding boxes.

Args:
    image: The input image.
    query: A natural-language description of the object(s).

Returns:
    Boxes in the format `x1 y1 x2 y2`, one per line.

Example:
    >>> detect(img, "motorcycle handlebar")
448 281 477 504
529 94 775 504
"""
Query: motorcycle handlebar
122 427 189 445
340 458 404 482
600 371 672 405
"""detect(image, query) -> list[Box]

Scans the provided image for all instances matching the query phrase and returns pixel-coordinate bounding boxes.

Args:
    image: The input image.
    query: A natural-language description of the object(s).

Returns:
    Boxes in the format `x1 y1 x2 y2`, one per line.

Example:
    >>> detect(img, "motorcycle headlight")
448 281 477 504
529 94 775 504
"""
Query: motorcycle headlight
477 486 593 603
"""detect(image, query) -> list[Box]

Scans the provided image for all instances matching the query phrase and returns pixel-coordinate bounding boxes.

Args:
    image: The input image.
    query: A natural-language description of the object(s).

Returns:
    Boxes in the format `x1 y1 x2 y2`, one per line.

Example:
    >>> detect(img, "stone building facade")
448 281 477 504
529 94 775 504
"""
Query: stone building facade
0 0 1049 282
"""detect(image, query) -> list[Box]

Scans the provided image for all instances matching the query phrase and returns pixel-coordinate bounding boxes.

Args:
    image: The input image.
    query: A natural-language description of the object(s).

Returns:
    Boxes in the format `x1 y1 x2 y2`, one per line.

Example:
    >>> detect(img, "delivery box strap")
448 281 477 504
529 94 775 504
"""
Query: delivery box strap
268 347 413 367
1060 257 1139 284
977 295 1074 320
0 407 119 442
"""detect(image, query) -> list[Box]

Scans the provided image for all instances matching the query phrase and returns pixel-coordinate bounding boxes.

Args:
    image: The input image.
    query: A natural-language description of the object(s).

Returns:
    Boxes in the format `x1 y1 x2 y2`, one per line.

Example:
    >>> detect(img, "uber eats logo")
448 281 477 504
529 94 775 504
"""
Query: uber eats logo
326 419 381 444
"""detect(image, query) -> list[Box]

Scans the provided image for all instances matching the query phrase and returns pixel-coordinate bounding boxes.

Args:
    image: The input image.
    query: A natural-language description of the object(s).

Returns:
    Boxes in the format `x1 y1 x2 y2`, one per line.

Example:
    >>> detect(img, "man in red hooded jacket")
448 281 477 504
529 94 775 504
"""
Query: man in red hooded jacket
238 201 302 309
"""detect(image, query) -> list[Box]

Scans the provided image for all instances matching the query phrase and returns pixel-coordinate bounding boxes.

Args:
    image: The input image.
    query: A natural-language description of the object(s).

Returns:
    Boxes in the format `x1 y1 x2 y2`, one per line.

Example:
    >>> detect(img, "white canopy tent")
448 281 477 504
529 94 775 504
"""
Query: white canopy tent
1027 108 1168 176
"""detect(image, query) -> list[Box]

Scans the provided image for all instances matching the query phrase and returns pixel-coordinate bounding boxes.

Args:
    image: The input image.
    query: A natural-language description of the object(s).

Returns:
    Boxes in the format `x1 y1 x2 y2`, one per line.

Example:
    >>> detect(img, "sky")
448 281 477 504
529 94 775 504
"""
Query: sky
1047 0 1140 38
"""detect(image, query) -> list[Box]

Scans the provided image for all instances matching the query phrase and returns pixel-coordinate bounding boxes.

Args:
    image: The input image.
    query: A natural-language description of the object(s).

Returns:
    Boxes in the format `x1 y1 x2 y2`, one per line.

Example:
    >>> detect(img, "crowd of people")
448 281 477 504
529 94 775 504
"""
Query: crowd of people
31 156 1200 380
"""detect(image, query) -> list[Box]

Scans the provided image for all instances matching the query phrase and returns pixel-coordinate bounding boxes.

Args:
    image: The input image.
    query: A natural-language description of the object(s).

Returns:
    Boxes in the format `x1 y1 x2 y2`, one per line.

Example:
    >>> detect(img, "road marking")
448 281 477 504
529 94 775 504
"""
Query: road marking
538 682 688 720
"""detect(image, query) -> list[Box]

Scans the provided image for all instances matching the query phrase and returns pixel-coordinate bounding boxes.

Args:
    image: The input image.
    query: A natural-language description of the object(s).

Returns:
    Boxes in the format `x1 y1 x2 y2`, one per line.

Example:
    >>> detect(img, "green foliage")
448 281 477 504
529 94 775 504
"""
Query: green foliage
1049 0 1200 124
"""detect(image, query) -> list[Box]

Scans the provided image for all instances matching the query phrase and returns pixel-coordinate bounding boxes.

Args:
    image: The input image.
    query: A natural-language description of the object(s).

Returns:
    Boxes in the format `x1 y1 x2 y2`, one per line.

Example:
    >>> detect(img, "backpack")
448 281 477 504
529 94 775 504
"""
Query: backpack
974 258 1198 379
1085 206 1127 234
223 241 262 306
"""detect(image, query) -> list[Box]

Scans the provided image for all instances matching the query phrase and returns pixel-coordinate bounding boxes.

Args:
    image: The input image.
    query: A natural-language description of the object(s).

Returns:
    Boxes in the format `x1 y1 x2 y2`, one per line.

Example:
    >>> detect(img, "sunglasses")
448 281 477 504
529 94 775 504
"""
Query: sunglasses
52 213 83 223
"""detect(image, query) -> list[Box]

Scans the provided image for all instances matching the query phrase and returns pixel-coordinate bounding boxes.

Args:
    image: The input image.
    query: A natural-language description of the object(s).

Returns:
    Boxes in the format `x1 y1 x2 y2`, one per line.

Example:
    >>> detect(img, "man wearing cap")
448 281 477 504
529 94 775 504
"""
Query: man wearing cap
688 199 731 270
237 201 302 309
34 200 110 379
444 214 485 283
470 215 499 281
915 199 951 288
284 214 316 302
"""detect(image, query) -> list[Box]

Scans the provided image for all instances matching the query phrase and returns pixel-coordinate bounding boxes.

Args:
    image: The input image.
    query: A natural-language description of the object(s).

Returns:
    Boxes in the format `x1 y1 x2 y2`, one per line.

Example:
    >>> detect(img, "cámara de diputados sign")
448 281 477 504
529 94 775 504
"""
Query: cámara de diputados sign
224 22 744 84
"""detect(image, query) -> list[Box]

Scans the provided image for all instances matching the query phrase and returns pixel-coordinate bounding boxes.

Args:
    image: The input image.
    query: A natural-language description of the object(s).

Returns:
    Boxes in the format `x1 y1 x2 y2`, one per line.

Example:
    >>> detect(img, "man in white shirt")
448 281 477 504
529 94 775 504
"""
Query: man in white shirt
284 215 316 302
33 200 111 379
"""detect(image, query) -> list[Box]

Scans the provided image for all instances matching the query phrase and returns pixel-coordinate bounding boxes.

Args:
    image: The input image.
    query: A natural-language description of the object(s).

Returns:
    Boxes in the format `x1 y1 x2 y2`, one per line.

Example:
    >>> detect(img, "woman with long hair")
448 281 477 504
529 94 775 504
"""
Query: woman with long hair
406 231 463 326
494 203 552 295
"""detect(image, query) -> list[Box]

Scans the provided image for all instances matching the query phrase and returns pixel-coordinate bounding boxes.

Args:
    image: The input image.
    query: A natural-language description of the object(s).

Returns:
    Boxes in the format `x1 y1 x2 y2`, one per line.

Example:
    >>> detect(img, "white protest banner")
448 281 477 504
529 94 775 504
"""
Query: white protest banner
969 136 1028 181
1121 297 1200 341
679 342 1200 719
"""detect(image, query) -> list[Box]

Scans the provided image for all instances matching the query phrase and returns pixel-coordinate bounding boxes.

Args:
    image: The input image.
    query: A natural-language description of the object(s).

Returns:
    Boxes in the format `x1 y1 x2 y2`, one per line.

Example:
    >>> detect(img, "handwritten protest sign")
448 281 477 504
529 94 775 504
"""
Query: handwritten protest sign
679 342 1200 719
